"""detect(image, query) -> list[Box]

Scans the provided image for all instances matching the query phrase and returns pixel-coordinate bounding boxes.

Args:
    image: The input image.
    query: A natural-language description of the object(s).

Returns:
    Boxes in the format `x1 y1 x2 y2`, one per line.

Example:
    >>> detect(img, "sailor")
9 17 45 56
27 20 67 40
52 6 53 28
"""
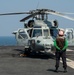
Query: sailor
54 29 68 72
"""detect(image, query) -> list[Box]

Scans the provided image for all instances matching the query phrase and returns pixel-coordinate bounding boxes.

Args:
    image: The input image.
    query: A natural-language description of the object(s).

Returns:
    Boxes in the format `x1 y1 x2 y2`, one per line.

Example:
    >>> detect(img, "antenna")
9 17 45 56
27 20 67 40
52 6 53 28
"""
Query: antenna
36 1 39 9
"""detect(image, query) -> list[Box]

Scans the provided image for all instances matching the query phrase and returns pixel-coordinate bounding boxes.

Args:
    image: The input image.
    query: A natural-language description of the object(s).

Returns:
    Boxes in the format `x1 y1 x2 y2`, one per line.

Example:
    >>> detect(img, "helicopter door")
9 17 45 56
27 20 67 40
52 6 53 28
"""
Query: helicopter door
17 29 30 46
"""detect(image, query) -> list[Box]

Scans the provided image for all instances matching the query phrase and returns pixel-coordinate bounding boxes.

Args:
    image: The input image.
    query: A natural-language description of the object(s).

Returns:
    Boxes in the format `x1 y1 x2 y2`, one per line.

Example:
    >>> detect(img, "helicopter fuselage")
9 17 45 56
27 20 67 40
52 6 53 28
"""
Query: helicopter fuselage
13 20 59 54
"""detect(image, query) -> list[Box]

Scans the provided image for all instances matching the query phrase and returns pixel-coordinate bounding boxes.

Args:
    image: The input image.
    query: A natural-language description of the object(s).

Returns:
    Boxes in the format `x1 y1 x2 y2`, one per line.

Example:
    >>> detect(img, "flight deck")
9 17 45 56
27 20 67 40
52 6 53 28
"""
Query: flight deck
0 46 74 75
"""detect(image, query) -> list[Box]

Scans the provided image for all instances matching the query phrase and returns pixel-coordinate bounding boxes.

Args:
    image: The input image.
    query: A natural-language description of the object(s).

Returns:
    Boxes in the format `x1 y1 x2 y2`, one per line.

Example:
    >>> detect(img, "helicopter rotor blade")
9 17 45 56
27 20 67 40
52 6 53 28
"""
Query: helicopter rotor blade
20 13 38 22
46 11 74 21
60 12 74 14
0 12 30 16
0 9 74 21
20 14 33 22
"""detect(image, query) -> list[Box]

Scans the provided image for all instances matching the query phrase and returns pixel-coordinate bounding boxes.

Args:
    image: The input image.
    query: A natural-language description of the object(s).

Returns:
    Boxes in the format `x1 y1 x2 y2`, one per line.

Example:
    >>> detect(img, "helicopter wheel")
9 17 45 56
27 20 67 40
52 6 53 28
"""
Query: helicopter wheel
24 47 31 56
20 47 31 57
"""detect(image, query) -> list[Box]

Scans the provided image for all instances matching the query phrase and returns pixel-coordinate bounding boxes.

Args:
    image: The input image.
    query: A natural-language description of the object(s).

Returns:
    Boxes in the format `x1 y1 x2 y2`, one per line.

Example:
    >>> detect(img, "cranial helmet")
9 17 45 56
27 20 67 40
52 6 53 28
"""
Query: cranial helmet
58 30 64 36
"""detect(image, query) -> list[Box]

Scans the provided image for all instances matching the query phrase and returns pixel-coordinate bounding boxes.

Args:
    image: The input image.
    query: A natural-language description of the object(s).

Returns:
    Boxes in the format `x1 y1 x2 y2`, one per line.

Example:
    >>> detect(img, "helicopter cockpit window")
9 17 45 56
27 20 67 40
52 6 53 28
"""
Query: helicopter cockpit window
43 29 49 36
32 29 42 37
18 32 28 39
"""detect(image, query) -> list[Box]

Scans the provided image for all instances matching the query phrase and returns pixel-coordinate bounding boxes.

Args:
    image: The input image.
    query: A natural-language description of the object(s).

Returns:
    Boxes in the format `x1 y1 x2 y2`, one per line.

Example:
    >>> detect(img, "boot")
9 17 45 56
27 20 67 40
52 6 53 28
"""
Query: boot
54 67 58 72
63 68 67 73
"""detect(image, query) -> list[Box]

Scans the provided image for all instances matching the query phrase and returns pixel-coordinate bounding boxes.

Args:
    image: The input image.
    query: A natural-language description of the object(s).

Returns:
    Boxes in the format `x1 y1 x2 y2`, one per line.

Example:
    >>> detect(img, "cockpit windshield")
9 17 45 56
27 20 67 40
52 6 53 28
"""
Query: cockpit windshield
32 29 42 37
43 29 49 36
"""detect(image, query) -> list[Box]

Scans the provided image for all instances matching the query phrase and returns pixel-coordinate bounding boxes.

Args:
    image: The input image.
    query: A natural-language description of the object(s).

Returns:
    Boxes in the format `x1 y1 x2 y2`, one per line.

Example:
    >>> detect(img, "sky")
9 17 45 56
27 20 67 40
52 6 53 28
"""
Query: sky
0 0 74 36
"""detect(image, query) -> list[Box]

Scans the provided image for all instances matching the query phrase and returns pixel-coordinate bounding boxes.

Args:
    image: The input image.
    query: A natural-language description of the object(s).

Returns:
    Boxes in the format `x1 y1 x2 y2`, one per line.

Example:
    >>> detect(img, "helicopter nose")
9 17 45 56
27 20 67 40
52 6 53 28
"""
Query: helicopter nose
37 40 41 43
44 44 52 49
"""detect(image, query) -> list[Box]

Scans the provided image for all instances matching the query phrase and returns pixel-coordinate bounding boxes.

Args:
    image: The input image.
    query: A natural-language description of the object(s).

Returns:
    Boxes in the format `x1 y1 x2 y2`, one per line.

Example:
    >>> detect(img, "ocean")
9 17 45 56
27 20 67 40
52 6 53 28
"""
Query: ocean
0 36 17 46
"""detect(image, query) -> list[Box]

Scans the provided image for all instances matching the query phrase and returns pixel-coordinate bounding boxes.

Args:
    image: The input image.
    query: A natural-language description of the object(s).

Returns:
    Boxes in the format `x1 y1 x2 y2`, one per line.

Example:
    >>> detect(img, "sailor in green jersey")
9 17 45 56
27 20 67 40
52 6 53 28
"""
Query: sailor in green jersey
54 29 68 73
54 38 68 51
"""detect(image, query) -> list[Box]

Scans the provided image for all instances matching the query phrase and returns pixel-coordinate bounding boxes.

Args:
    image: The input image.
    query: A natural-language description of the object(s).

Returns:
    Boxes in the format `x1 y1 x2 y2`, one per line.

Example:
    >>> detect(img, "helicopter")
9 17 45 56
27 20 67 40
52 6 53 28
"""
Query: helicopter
0 9 74 55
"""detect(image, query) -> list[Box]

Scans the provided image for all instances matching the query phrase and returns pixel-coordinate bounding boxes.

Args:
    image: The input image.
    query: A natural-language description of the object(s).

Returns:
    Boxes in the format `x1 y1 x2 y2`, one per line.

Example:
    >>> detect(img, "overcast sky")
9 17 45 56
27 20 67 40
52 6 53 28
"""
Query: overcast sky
0 0 74 36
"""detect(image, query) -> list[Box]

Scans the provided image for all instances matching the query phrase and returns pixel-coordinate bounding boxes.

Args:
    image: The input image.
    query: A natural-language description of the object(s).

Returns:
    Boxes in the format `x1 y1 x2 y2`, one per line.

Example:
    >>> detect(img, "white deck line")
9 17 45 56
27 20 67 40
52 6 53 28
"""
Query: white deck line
52 49 74 69
60 58 74 69
60 49 74 69
67 49 73 51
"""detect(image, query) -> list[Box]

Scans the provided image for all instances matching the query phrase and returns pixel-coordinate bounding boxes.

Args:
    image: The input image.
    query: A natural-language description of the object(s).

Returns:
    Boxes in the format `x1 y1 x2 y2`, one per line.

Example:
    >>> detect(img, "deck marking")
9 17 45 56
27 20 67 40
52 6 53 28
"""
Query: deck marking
67 49 73 51
52 49 74 69
60 58 74 69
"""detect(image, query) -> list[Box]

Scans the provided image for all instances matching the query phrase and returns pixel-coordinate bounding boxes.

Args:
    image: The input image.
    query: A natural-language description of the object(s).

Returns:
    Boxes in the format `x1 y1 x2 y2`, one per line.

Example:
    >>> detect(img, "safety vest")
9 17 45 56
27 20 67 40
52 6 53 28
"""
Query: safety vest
54 36 68 50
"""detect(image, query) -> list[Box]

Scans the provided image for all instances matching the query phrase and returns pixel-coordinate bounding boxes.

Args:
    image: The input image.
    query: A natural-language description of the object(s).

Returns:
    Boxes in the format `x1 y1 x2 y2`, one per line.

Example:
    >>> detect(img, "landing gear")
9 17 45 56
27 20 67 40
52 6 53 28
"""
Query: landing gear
20 47 31 57
24 47 31 55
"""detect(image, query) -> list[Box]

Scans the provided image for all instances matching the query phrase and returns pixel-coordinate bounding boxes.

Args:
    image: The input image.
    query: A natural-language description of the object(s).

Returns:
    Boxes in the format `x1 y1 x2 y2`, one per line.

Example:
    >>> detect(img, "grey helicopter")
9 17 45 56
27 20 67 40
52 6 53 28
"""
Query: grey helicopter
0 9 74 55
